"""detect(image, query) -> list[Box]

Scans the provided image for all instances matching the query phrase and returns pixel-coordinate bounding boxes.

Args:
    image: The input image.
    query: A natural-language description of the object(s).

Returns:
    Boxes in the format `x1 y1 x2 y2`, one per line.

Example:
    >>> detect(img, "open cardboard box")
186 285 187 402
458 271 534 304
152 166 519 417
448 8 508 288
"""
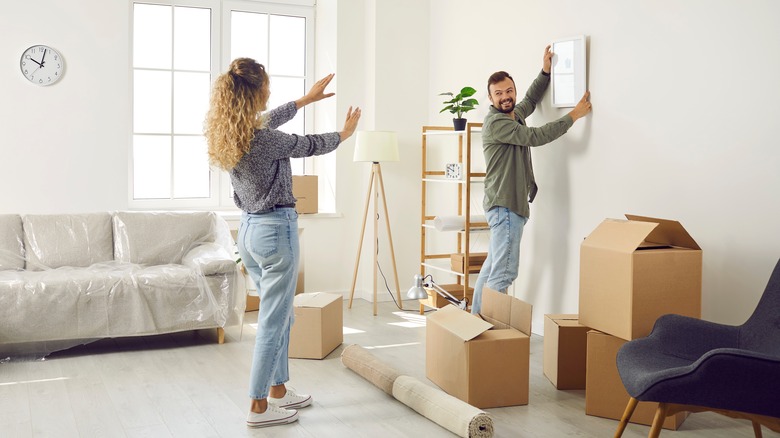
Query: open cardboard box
579 214 702 341
426 288 532 408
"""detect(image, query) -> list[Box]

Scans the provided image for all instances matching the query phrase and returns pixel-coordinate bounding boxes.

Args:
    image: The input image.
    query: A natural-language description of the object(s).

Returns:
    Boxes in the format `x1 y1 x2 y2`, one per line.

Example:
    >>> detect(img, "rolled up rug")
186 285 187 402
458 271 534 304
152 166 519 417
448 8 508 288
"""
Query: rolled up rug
341 344 494 438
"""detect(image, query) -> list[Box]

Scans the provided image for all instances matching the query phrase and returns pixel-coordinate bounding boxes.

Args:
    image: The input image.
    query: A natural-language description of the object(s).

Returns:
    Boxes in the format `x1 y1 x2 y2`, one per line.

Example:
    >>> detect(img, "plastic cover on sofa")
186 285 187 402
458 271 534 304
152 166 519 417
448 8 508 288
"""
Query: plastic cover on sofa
0 212 245 360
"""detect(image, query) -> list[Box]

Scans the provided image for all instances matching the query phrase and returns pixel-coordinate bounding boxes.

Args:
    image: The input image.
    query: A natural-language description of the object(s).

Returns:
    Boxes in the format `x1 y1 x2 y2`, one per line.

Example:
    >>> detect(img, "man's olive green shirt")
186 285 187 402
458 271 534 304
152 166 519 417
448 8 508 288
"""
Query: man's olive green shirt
482 71 574 219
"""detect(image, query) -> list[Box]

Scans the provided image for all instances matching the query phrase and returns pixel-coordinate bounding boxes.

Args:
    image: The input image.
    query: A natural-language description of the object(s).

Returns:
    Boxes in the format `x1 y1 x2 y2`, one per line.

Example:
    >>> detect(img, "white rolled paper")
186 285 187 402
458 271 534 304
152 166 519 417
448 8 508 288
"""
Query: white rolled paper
433 216 487 232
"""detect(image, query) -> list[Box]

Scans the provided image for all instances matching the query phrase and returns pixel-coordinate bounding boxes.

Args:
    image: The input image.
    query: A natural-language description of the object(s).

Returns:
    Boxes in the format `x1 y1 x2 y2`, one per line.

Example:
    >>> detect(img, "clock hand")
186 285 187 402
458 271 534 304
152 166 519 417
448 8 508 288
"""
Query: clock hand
28 57 44 68
40 49 47 66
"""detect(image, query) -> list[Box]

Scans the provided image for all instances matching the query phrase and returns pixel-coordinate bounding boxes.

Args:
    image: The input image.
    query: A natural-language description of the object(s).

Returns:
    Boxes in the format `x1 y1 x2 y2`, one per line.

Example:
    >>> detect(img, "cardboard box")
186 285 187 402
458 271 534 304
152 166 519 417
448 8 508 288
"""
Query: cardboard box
426 288 532 408
579 214 702 341
450 252 488 273
292 175 318 214
246 294 260 312
586 330 687 430
543 314 589 390
289 292 343 359
419 283 472 309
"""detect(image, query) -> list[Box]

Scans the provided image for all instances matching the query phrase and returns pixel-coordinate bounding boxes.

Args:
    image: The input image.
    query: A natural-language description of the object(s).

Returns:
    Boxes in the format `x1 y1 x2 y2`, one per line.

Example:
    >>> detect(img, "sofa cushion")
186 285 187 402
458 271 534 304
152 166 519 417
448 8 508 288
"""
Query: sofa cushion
113 211 215 265
0 214 25 271
106 264 224 336
0 268 112 342
23 213 114 271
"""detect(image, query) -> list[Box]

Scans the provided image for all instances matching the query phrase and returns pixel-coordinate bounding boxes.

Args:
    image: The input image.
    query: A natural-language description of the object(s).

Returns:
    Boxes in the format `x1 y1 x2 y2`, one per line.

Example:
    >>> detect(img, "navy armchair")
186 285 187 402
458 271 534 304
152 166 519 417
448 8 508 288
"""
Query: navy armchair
614 259 780 438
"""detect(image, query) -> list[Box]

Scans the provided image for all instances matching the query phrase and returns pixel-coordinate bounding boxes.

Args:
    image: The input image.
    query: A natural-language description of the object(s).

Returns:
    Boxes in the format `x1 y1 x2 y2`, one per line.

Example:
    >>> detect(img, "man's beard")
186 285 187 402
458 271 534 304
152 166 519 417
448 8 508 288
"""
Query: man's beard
494 97 515 114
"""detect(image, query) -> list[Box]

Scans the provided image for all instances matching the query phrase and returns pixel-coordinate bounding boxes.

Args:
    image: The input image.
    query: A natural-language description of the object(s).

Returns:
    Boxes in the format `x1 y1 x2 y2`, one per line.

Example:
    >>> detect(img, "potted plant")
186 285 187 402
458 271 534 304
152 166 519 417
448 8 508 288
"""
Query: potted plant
439 86 479 131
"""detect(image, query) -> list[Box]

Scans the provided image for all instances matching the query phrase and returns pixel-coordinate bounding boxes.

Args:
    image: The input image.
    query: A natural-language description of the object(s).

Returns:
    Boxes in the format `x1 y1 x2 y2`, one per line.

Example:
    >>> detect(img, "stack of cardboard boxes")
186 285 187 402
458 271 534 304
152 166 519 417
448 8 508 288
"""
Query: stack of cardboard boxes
543 215 702 430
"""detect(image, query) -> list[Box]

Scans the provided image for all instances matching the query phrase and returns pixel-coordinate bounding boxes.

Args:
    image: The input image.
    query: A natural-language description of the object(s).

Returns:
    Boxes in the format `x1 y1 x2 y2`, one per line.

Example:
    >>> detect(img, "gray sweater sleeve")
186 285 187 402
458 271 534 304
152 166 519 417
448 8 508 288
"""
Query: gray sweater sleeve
229 101 342 213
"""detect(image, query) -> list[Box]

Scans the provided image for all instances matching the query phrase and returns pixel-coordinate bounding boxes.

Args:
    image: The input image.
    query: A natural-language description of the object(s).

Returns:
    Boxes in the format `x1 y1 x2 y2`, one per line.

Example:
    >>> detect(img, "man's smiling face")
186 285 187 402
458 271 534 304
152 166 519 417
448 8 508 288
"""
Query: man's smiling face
488 77 517 114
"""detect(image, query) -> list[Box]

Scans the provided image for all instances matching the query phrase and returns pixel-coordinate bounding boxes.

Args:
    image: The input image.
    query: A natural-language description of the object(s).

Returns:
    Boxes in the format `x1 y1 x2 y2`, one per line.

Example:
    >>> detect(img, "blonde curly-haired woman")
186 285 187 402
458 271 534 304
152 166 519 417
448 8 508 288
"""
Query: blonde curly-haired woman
205 58 361 428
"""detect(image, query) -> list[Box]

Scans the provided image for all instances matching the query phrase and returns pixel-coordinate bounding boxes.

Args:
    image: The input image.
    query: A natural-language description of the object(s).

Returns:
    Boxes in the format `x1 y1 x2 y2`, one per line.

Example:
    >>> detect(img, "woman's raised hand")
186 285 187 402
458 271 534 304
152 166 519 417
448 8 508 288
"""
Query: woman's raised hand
296 73 336 108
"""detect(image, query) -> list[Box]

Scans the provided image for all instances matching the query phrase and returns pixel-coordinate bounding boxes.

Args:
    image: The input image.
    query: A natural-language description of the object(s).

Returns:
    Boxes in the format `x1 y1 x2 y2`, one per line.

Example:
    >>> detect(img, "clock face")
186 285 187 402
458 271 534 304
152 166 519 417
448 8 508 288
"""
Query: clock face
445 163 462 179
20 45 64 86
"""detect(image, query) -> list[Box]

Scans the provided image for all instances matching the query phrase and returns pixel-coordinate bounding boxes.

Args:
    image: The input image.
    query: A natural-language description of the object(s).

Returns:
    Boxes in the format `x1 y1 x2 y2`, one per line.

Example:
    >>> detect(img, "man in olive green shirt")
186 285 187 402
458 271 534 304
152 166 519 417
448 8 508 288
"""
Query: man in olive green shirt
471 45 592 314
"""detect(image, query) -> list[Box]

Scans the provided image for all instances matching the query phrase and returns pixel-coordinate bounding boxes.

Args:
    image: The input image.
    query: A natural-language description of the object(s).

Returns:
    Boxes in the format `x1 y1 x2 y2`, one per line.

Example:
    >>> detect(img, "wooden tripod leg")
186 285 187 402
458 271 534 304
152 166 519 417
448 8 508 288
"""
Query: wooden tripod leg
372 165 378 316
375 164 403 310
349 169 375 309
614 397 638 438
648 403 669 438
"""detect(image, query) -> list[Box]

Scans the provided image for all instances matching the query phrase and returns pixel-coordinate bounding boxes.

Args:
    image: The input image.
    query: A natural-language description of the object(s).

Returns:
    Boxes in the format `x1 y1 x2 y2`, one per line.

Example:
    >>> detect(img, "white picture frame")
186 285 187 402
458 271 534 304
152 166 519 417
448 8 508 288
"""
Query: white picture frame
551 35 587 108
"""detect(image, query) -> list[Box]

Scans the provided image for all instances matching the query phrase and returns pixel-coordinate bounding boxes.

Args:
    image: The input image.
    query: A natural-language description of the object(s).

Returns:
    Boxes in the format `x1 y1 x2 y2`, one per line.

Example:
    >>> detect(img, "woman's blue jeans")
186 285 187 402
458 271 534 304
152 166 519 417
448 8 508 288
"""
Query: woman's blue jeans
238 208 299 400
471 207 527 315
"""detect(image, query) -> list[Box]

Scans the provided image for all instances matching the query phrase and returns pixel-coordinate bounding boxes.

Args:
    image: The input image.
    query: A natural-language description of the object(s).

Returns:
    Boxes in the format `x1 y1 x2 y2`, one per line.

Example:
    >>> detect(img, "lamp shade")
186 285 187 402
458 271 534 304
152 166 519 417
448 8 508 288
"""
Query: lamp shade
353 131 400 162
407 274 428 300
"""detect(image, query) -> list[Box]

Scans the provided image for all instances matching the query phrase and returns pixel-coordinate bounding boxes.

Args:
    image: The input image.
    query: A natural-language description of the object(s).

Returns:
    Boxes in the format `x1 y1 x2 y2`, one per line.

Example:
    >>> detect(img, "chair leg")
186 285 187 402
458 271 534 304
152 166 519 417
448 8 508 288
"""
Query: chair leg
614 397 639 438
648 403 669 438
753 421 763 438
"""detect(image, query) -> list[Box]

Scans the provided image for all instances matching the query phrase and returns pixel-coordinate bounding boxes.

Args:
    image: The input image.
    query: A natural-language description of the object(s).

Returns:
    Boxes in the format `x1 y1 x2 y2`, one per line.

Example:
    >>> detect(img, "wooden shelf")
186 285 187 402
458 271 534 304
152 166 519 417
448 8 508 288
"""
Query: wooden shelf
419 123 484 314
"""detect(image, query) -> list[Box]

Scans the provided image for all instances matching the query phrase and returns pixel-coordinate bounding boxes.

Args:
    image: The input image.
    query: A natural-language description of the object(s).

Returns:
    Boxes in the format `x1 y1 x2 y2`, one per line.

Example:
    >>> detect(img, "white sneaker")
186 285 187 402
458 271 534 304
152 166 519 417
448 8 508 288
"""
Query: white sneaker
246 405 298 428
268 388 313 409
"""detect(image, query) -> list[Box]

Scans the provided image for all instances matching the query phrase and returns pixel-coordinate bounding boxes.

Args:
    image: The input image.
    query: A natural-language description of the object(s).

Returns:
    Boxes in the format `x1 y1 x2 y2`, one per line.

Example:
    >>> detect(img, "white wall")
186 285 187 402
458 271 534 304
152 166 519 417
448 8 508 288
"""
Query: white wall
3 1 778 333
1 0 130 214
428 0 780 332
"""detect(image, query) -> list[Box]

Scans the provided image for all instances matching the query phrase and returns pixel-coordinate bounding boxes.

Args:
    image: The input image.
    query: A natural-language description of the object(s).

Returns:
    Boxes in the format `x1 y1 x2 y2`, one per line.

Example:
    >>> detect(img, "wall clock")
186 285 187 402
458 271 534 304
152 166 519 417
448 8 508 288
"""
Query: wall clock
20 45 65 86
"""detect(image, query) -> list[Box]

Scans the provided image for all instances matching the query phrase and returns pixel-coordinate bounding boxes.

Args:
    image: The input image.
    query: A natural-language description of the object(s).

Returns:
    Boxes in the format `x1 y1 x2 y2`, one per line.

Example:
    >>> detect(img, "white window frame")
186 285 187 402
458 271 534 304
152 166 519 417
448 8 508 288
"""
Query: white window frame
129 0 316 211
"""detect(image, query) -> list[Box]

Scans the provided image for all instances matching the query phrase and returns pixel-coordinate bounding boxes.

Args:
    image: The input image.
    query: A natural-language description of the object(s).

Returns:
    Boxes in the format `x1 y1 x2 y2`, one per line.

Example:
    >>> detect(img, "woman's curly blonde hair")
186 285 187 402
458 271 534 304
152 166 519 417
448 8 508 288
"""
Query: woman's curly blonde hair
205 58 270 170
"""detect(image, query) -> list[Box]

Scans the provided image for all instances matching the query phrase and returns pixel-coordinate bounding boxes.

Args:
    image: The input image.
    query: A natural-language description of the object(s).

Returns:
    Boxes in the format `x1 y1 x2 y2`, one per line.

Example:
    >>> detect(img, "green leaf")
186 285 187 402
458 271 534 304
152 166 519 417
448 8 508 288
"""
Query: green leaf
460 87 477 97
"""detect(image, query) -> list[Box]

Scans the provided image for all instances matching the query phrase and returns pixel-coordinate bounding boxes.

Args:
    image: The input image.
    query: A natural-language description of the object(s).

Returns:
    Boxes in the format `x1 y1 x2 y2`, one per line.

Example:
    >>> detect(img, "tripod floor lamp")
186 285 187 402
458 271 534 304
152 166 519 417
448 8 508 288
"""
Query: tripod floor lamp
348 131 404 315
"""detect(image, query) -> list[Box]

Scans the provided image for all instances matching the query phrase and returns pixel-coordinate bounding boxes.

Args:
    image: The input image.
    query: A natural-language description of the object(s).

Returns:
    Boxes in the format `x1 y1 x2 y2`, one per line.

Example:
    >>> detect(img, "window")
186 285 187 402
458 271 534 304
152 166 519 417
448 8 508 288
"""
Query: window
131 0 315 210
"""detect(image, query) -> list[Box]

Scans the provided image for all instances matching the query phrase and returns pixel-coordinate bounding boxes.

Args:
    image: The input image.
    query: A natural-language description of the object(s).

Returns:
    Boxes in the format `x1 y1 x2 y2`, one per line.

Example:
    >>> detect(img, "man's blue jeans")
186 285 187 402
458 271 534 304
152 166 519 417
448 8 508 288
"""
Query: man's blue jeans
238 208 299 400
471 207 528 315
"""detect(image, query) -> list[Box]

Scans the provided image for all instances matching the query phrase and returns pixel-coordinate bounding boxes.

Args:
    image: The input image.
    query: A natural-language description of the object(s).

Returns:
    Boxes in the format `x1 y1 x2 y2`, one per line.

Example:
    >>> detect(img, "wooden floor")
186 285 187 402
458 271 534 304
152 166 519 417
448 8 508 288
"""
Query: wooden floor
0 299 774 438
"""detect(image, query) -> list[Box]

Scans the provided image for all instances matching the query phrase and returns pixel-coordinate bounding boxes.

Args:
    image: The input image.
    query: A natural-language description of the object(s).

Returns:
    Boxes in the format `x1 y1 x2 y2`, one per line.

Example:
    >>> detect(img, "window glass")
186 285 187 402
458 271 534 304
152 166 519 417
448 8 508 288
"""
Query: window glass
230 11 268 64
269 15 305 76
174 7 211 71
134 70 171 133
173 71 211 134
133 4 171 69
133 135 171 199
267 76 305 134
132 1 315 208
173 136 210 198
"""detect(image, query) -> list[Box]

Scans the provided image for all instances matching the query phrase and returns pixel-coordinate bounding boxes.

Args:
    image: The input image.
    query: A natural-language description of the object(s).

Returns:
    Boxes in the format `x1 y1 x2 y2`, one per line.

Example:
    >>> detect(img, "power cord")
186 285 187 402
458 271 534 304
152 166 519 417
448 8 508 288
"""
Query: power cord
374 214 435 314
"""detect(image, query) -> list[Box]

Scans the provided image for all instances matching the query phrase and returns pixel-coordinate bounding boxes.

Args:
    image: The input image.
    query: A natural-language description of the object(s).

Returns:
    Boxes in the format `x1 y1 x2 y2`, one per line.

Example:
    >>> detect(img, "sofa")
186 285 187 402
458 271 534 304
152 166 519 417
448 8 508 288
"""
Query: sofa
0 211 244 358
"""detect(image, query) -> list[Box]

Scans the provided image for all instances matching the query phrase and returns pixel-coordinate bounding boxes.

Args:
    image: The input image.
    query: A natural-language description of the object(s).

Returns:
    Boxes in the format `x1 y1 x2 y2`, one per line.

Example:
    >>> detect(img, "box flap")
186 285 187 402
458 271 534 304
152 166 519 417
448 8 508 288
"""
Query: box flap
294 292 340 308
547 314 579 321
582 218 658 253
481 288 533 336
624 214 701 250
428 304 493 341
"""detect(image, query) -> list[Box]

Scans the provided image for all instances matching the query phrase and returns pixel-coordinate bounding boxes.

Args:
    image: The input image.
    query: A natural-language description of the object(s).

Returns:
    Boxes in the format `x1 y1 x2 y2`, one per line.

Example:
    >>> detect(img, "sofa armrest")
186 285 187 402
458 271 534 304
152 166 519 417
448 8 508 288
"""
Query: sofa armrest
182 243 237 276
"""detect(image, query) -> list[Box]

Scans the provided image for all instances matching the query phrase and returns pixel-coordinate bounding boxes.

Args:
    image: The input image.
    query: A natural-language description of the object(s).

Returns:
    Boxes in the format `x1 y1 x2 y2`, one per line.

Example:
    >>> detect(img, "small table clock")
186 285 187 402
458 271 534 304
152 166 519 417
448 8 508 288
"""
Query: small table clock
445 163 462 179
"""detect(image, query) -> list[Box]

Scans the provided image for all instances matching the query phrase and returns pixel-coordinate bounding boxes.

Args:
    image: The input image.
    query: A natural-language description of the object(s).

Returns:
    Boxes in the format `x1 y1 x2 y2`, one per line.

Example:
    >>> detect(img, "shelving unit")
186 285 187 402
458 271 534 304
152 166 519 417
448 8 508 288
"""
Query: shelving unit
419 123 485 314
